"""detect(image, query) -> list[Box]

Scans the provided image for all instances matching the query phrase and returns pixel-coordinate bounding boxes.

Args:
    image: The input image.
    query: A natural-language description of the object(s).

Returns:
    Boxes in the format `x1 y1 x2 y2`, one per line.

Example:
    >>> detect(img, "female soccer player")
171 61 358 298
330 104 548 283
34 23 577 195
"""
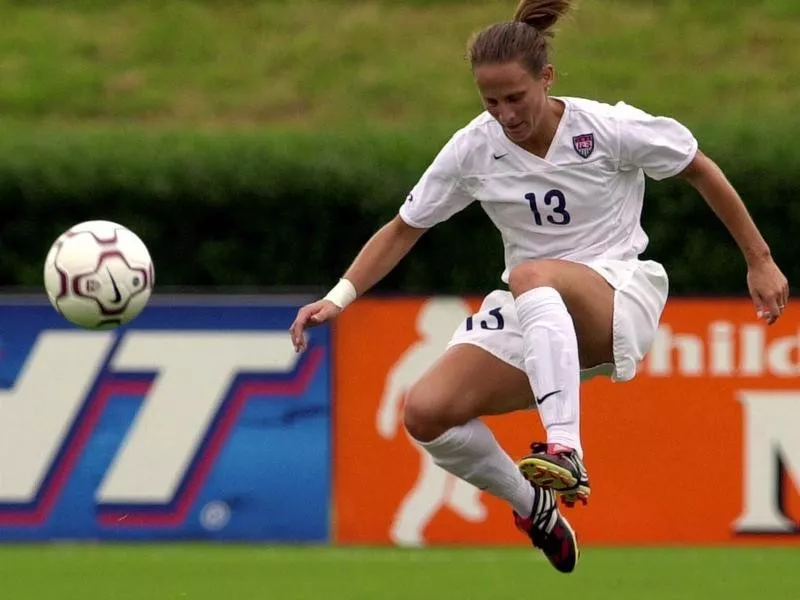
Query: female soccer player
290 0 788 573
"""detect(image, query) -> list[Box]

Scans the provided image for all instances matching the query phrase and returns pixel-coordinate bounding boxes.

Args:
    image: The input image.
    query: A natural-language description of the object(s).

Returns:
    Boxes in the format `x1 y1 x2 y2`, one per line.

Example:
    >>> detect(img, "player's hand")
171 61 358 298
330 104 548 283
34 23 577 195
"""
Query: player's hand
289 299 342 353
747 257 789 325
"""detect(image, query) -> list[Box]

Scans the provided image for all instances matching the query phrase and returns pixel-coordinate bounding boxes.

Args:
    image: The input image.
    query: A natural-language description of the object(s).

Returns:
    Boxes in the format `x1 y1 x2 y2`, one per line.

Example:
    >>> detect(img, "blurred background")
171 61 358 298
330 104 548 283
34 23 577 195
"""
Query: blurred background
0 1 799 599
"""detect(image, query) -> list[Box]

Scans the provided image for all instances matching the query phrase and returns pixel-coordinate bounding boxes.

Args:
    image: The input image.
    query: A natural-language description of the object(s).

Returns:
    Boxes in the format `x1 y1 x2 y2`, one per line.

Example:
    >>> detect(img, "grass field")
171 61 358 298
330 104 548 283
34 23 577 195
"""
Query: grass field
1 545 798 600
1 0 799 131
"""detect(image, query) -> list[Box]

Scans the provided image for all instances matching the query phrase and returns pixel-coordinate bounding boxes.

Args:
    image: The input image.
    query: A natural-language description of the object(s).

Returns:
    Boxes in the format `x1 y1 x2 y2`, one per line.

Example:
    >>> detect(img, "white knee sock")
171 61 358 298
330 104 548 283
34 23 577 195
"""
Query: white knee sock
416 419 535 516
515 286 583 456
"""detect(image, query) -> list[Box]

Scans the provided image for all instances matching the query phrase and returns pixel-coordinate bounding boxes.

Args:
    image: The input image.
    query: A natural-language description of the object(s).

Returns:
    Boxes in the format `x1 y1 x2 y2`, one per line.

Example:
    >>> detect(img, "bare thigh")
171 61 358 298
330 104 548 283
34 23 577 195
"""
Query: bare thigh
403 343 532 442
509 259 614 369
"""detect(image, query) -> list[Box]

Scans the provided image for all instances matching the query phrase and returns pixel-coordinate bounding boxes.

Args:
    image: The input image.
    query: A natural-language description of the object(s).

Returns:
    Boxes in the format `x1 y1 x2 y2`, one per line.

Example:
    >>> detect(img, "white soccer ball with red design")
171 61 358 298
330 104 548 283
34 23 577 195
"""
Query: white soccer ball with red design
44 220 154 329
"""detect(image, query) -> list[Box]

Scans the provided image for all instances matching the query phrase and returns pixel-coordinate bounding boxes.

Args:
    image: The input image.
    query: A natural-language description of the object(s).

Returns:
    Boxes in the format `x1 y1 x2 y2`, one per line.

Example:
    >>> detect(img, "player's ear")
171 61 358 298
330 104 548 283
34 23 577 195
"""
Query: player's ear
540 65 555 92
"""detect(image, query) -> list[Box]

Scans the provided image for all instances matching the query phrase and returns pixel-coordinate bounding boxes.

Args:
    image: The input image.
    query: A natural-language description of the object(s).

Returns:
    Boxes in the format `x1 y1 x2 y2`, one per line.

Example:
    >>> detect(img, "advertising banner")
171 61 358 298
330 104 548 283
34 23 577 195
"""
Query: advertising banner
0 297 330 542
334 297 800 546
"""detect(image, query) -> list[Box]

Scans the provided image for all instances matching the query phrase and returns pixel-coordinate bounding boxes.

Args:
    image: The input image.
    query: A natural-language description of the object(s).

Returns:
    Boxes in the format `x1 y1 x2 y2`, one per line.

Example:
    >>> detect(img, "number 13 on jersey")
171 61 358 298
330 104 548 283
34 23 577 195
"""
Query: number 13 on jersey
525 190 571 226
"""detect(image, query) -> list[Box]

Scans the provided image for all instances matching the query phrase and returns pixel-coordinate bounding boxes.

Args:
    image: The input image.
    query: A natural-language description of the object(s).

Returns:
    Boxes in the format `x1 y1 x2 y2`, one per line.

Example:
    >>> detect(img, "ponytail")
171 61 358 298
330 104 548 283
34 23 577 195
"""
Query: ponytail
513 0 572 34
468 0 573 73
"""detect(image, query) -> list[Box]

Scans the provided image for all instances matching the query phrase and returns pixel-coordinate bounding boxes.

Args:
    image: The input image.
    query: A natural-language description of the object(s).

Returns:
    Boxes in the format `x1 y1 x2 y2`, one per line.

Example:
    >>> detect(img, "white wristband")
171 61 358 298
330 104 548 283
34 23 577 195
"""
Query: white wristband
324 278 358 309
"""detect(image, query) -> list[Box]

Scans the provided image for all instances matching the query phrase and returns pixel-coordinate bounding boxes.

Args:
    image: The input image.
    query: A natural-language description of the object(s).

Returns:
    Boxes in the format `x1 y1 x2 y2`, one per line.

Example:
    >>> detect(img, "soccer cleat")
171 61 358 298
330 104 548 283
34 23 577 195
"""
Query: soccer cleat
513 486 579 574
517 442 590 507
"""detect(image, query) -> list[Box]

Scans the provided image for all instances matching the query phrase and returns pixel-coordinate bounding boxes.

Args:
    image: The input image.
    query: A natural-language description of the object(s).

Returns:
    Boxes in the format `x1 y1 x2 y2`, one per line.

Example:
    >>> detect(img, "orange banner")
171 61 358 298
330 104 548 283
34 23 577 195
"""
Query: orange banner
334 297 800 546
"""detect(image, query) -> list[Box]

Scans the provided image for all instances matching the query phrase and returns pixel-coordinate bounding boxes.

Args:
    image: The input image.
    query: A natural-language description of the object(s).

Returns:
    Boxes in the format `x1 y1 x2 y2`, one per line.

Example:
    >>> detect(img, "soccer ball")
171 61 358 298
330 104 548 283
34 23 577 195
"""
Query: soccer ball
44 220 155 329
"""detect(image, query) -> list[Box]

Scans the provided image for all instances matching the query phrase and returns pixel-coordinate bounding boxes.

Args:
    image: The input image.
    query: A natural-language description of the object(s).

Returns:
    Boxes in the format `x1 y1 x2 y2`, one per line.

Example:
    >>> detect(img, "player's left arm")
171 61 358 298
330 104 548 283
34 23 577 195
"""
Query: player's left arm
678 150 789 324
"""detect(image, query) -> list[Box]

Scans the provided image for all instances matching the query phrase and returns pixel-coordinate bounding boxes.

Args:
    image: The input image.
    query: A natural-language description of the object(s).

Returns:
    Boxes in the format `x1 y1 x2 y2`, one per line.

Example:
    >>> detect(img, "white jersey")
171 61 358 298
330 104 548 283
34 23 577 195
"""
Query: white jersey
399 96 698 283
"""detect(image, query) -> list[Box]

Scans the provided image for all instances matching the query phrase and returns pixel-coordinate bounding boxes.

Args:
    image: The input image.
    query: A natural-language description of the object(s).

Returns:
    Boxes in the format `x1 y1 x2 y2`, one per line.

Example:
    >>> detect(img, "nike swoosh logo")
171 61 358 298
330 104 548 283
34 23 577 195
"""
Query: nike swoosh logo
107 268 122 303
492 153 507 160
536 390 562 405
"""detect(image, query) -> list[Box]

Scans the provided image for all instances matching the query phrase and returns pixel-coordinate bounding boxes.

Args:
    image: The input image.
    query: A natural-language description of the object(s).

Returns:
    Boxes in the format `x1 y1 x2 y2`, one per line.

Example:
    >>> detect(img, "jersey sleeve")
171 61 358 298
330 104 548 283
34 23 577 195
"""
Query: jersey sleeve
399 133 475 228
615 102 699 181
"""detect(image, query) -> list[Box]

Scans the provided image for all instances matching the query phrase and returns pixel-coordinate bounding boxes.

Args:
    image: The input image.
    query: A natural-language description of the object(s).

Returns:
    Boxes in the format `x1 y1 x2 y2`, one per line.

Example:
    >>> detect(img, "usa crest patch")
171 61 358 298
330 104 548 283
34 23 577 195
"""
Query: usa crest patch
572 133 595 159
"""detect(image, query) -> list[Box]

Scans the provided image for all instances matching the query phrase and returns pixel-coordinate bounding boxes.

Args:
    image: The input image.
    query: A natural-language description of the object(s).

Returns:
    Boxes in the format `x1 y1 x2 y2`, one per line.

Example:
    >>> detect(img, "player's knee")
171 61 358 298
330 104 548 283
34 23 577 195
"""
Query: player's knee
508 260 558 297
403 385 462 443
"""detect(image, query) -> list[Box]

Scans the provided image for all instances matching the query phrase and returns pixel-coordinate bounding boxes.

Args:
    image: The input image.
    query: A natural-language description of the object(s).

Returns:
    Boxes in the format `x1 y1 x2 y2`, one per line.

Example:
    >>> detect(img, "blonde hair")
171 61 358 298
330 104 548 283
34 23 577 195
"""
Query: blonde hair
468 0 573 75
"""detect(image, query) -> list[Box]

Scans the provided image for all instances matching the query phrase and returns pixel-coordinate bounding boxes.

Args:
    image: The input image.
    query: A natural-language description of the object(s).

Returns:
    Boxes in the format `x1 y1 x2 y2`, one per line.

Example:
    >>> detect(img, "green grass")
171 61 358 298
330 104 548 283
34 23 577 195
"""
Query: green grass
0 0 798 131
0 545 798 600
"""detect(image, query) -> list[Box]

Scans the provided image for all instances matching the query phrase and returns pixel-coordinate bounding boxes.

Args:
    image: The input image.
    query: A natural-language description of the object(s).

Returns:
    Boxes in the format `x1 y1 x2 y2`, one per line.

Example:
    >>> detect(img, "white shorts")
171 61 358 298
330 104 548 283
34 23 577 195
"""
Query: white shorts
447 259 669 383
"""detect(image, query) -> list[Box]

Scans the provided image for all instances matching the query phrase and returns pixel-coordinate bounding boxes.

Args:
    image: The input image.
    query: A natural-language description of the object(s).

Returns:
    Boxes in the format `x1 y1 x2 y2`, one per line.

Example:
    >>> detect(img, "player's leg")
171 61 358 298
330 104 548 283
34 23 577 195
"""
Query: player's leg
403 343 534 512
508 258 615 505
403 343 578 573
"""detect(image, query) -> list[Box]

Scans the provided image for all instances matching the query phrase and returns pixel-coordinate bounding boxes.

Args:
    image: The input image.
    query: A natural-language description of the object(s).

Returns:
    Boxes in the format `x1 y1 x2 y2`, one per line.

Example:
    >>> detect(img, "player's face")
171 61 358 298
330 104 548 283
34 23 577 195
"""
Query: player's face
474 61 553 145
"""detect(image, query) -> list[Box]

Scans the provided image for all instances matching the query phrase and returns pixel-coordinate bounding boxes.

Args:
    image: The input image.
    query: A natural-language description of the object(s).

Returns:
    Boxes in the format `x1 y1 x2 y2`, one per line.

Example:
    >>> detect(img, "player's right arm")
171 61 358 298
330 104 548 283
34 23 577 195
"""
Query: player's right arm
290 129 474 352
289 216 426 352
341 215 428 300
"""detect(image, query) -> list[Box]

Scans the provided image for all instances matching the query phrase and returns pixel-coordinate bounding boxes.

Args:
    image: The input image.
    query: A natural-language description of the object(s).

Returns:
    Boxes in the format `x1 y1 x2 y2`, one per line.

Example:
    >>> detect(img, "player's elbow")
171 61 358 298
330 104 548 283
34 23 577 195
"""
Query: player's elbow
677 149 714 185
388 215 428 244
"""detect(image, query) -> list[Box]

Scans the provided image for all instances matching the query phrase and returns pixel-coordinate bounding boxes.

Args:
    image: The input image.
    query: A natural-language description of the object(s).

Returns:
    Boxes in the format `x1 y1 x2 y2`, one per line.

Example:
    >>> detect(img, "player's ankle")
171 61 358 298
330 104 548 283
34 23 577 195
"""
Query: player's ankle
544 434 582 457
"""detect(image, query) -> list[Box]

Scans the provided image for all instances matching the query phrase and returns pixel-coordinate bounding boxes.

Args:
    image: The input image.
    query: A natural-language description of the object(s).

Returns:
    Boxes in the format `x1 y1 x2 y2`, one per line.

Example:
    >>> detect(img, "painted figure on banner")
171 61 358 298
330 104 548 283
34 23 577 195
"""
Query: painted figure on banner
376 298 488 546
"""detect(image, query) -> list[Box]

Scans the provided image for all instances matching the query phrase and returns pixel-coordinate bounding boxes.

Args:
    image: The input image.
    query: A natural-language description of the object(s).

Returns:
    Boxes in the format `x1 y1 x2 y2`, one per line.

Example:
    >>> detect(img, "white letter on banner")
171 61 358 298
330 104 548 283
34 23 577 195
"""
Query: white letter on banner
0 331 116 502
734 390 800 533
96 332 299 505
